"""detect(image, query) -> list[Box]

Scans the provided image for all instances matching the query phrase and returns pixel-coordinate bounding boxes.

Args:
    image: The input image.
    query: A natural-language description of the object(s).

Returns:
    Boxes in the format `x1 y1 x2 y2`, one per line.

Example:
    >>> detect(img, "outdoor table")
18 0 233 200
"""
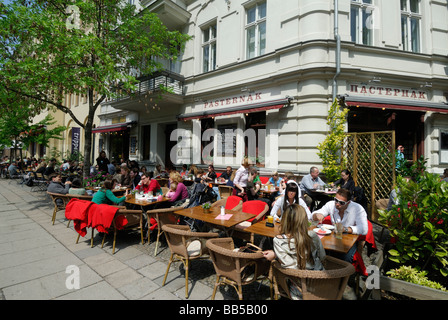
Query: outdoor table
173 205 255 233
125 195 169 208
243 220 358 254
259 186 279 198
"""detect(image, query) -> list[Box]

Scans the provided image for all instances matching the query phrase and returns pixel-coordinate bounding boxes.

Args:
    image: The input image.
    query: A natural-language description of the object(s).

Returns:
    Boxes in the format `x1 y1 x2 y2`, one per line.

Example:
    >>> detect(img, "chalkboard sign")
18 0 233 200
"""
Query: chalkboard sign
130 136 137 155
218 124 236 157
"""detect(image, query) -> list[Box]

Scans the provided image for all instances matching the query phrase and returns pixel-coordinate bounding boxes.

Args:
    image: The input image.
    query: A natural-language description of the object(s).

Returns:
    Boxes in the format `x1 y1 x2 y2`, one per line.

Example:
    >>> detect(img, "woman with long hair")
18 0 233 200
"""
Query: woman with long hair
263 204 326 298
332 169 355 193
270 181 311 221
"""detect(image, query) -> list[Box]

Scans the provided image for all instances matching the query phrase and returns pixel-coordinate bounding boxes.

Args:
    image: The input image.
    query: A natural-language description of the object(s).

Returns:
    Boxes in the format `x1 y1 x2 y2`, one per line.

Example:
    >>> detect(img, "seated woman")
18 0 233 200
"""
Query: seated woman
92 179 131 205
68 178 87 195
270 181 311 222
168 171 189 205
332 169 355 193
263 204 326 300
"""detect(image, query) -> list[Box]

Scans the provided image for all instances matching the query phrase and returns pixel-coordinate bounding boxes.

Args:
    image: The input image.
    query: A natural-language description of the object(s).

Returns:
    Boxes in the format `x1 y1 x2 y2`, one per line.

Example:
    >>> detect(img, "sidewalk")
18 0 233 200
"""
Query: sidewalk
0 178 375 301
0 178 231 300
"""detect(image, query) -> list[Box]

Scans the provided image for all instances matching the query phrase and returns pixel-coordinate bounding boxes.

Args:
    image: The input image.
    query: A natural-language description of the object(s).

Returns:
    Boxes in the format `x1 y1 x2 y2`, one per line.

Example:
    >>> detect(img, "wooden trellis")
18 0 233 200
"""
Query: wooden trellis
341 131 396 218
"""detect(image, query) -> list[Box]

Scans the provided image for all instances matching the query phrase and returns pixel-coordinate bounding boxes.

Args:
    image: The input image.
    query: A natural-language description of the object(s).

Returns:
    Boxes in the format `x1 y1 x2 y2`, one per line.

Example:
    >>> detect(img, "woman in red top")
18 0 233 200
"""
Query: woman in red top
135 173 161 194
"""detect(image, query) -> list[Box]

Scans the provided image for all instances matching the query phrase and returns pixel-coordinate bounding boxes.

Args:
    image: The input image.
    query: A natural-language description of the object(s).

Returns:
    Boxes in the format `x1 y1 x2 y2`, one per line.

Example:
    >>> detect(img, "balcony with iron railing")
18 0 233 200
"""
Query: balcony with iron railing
106 70 185 111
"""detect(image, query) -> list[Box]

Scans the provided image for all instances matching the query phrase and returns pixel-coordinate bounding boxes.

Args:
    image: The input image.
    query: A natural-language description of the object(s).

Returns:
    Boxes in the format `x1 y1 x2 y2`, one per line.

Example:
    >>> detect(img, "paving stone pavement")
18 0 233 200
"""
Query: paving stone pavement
0 178 385 301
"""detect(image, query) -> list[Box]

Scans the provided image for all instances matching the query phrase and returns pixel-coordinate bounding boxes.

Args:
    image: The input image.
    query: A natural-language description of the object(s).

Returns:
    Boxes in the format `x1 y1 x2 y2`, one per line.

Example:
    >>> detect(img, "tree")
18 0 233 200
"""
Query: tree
317 98 348 183
0 89 66 161
0 0 190 176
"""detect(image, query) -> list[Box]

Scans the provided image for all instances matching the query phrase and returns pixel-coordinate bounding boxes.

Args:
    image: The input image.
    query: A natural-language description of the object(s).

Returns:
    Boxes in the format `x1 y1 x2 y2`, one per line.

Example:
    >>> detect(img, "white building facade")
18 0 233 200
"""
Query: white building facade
98 0 448 176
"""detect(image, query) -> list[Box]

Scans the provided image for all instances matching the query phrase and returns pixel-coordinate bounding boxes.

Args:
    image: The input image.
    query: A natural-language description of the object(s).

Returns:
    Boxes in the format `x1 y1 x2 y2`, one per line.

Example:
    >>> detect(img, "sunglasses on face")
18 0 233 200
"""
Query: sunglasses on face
334 198 348 206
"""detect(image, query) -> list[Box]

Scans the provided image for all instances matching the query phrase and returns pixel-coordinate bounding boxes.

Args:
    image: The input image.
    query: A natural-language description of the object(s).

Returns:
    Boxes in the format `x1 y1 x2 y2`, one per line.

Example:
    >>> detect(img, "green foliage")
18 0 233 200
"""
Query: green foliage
396 155 427 181
83 172 113 188
379 172 448 277
387 266 447 291
0 0 191 175
317 99 348 183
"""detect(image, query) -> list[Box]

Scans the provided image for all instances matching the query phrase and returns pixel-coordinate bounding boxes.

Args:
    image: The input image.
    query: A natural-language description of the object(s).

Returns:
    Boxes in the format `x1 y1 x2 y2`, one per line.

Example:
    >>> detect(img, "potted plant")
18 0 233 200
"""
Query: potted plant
202 202 211 213
378 170 448 299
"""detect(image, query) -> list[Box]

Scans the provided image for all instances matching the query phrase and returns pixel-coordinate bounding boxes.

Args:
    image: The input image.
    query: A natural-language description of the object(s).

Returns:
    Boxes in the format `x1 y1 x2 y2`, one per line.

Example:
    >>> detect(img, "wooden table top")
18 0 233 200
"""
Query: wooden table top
125 196 169 207
243 220 358 254
173 206 255 229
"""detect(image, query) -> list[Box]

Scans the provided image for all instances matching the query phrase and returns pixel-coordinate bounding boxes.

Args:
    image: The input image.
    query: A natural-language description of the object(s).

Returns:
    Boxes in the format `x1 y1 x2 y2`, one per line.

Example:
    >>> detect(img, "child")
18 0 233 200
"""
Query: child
165 181 178 199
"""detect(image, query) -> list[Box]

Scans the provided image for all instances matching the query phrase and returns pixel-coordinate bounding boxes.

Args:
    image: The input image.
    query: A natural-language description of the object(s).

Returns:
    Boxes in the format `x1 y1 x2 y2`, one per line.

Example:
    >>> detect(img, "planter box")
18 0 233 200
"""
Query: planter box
380 275 448 300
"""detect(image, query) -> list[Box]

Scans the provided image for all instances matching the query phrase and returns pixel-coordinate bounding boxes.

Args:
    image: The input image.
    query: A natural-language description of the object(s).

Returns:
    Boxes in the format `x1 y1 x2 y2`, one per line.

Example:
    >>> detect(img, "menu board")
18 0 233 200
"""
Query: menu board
130 136 137 155
218 124 236 157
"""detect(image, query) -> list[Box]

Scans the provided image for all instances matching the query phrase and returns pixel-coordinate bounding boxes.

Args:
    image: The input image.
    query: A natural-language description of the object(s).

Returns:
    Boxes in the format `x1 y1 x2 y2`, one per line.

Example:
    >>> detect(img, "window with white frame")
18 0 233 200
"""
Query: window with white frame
350 0 374 46
202 24 216 73
401 0 421 53
245 1 266 59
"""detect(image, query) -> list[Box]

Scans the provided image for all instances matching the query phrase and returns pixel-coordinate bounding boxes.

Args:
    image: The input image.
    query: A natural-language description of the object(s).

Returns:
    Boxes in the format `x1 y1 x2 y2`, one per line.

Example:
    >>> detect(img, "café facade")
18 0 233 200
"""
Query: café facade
97 0 448 176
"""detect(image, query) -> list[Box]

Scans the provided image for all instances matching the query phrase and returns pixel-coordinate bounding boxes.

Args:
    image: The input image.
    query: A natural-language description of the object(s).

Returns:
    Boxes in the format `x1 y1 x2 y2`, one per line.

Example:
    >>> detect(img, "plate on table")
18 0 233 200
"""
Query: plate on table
321 224 335 230
313 228 331 235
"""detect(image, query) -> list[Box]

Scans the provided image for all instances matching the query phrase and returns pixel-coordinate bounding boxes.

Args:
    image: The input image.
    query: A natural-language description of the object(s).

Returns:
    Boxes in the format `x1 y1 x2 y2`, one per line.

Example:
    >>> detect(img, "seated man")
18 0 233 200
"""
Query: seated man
300 166 331 210
8 161 18 177
47 173 72 195
311 188 368 262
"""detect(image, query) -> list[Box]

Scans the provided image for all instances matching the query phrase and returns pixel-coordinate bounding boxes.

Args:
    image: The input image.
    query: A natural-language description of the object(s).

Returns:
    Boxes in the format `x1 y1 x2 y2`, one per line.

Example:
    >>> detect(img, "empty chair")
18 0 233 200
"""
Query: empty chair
161 224 219 298
218 185 233 200
271 255 355 300
145 206 183 256
47 192 69 225
206 237 272 300
102 208 144 254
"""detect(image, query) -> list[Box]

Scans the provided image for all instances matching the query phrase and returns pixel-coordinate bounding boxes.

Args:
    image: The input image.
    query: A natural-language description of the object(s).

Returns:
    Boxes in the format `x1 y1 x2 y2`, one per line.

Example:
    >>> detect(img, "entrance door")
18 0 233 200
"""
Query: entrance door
164 124 177 170
110 129 130 162
347 107 425 160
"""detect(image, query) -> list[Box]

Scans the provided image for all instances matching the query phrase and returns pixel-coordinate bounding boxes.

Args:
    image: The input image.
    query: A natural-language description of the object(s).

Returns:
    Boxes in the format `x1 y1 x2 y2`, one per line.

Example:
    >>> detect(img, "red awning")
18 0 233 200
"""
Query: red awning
177 98 291 121
341 95 448 114
92 123 130 133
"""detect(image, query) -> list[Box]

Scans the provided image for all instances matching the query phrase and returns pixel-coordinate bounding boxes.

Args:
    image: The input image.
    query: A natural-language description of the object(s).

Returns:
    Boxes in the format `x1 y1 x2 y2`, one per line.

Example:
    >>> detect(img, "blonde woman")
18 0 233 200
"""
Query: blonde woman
168 171 188 203
263 204 326 298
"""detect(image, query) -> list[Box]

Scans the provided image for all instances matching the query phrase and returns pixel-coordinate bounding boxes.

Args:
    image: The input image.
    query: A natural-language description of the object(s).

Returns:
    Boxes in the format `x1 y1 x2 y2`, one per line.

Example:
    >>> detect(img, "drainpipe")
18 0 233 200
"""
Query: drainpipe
332 0 341 102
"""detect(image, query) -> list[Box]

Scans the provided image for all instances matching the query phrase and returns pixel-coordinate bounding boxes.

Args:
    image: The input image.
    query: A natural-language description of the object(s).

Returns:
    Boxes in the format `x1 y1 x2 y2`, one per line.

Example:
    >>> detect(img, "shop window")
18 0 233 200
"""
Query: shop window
246 1 266 59
440 131 448 164
245 112 266 165
201 118 215 164
350 0 374 46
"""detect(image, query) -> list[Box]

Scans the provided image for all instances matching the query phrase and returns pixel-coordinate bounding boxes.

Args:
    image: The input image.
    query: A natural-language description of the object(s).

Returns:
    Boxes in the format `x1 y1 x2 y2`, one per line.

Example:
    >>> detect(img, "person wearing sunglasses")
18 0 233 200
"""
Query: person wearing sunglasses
311 188 368 261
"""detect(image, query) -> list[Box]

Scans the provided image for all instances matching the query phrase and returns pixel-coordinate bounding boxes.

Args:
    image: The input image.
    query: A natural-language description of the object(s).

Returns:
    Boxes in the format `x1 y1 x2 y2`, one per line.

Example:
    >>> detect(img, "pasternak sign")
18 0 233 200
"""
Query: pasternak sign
349 84 427 100
203 92 263 109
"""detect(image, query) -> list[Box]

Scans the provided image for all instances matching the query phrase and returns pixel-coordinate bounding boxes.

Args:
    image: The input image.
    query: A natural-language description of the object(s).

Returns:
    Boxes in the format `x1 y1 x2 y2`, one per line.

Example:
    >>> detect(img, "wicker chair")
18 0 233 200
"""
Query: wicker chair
206 237 272 300
218 185 234 200
271 256 355 300
47 192 70 225
145 206 183 256
161 224 219 298
102 208 144 254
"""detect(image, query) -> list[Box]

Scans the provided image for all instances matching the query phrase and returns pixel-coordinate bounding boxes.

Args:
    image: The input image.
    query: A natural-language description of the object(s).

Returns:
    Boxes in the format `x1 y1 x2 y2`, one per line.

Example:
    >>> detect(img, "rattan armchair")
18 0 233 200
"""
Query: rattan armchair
101 208 144 254
206 237 272 300
145 206 184 256
161 224 219 298
271 255 355 300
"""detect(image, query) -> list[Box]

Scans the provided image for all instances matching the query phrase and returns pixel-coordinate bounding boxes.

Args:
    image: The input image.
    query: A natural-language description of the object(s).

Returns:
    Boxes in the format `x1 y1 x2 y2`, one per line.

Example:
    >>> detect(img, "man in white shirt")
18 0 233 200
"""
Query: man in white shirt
311 188 368 262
